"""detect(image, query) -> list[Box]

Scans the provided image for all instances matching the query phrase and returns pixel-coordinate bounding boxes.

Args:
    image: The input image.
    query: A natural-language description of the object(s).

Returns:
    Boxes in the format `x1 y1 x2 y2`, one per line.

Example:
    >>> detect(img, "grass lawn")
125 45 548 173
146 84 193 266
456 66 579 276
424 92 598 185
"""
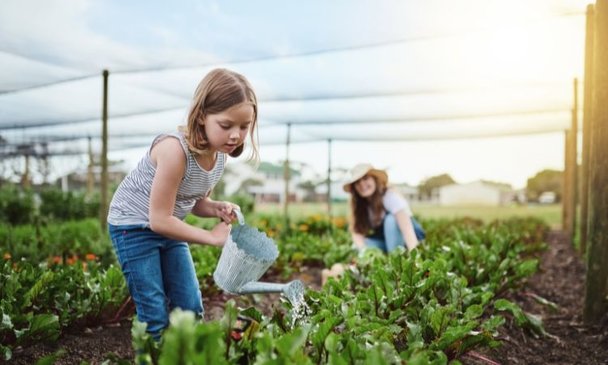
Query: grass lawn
256 202 562 229
412 203 562 229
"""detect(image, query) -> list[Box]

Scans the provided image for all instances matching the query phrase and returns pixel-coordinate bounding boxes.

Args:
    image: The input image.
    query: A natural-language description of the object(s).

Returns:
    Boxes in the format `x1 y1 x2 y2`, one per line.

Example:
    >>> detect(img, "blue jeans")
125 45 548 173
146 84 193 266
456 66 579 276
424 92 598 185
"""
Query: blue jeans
108 223 203 340
365 214 426 253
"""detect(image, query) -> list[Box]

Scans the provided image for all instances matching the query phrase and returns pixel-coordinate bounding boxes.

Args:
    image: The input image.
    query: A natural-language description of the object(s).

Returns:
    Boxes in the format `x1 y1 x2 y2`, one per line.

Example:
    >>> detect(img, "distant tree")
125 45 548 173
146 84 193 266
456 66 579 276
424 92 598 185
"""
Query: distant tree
418 173 456 199
298 180 319 202
211 179 226 198
526 169 563 202
238 178 263 193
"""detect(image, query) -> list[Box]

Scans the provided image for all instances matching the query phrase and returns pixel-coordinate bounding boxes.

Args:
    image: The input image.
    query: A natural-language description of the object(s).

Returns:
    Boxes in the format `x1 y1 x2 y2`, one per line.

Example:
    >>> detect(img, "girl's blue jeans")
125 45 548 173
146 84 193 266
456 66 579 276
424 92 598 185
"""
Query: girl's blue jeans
108 223 203 340
365 214 426 253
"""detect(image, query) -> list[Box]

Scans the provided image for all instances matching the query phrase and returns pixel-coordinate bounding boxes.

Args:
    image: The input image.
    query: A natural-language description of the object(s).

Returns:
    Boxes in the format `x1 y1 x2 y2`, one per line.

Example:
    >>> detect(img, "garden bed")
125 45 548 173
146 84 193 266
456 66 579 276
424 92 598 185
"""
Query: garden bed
9 231 608 364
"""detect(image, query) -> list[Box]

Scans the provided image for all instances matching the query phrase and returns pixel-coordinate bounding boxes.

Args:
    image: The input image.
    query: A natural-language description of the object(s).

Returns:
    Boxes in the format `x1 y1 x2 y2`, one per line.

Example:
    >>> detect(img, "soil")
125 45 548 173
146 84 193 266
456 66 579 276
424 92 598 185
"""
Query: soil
465 231 608 365
9 231 608 365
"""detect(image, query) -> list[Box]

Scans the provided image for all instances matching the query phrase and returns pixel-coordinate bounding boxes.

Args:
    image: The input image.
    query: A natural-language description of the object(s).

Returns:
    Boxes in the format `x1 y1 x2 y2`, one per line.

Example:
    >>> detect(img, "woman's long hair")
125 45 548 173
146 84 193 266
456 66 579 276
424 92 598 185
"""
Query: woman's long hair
182 68 259 162
350 176 387 235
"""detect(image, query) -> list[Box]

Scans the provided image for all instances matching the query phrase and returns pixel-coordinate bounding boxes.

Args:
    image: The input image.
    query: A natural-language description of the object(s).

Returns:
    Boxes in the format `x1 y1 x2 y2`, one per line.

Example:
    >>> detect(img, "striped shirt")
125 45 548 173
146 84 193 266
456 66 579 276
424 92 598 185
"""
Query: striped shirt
107 131 226 226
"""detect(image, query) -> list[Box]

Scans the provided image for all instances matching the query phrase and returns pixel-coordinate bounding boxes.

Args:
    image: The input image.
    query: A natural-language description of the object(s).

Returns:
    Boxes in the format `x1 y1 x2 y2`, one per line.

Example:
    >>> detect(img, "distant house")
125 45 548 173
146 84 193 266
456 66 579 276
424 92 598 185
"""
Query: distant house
438 180 513 206
393 183 421 203
538 191 556 204
225 162 303 203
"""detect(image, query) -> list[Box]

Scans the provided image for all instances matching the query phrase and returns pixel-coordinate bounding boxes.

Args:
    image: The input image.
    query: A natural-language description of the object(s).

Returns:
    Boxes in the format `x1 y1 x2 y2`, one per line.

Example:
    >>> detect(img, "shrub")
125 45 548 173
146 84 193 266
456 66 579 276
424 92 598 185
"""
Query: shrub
0 185 35 225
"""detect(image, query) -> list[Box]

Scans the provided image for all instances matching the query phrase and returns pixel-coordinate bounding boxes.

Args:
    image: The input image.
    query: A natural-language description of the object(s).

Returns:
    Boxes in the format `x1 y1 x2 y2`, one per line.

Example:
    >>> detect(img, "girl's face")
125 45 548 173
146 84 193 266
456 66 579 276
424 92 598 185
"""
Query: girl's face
201 102 254 154
353 175 377 198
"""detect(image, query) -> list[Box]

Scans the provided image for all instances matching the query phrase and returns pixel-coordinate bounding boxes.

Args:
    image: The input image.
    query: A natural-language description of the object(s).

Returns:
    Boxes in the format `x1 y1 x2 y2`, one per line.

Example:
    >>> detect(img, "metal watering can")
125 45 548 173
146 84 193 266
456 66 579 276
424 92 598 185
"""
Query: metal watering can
213 210 305 306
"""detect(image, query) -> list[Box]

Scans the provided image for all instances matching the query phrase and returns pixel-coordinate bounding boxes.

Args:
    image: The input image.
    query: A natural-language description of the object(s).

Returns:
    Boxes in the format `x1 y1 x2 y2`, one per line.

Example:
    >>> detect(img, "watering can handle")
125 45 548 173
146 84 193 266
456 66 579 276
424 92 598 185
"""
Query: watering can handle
234 209 245 226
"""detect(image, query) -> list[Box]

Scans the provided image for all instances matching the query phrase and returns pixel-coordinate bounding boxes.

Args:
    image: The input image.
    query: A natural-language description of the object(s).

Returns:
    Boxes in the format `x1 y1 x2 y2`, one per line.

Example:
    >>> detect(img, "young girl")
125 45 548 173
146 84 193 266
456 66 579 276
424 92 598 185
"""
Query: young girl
343 163 425 253
107 68 259 340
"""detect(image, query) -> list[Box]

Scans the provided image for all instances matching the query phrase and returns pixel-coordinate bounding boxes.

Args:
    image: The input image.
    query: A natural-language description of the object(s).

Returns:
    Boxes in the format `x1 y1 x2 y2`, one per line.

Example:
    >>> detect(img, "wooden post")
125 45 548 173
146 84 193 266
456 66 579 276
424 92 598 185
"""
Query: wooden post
580 4 595 255
87 136 94 196
584 0 608 324
283 123 291 226
562 130 570 233
567 79 578 241
21 154 31 189
100 70 109 232
327 138 332 217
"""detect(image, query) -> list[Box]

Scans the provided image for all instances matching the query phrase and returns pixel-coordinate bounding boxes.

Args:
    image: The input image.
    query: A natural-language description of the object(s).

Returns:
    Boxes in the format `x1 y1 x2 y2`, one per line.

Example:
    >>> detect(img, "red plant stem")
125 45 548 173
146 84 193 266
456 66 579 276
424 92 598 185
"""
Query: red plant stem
104 296 133 324
465 351 501 365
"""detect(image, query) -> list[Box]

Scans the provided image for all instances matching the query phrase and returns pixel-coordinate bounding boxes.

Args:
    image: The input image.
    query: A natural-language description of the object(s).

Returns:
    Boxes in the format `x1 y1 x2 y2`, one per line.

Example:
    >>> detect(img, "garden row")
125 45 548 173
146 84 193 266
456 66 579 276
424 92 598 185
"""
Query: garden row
1 212 549 364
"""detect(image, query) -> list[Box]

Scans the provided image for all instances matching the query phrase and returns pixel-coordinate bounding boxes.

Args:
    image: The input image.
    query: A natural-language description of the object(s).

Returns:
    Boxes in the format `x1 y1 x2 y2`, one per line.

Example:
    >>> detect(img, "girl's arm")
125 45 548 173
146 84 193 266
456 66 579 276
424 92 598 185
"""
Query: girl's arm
394 210 419 251
148 138 230 247
192 197 239 224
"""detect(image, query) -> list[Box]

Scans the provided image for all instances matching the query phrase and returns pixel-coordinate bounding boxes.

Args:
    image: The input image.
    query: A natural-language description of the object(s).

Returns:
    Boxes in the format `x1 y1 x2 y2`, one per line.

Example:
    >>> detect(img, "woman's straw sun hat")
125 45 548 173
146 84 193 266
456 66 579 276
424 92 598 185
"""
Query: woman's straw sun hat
342 163 388 192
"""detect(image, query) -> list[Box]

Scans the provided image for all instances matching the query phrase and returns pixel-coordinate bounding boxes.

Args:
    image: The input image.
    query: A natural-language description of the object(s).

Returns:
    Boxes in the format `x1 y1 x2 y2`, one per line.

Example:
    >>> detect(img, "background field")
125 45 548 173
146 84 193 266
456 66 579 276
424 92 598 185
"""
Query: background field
257 202 562 229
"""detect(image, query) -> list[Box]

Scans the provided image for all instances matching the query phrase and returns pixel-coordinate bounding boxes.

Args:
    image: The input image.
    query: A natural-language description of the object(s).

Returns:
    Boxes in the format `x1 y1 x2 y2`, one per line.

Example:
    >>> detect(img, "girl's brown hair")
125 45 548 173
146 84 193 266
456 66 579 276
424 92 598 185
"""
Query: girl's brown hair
182 68 259 161
350 175 387 235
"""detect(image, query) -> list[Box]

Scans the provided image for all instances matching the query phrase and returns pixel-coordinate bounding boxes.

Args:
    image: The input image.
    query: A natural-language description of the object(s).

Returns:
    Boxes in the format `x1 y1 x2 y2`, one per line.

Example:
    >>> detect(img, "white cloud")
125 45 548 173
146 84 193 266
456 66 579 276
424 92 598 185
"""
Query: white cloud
0 0 138 71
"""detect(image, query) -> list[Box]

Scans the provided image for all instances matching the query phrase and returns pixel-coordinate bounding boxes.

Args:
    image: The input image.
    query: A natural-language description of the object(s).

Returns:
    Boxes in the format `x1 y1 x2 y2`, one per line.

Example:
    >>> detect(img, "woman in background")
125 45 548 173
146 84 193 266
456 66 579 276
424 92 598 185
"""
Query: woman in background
343 163 425 253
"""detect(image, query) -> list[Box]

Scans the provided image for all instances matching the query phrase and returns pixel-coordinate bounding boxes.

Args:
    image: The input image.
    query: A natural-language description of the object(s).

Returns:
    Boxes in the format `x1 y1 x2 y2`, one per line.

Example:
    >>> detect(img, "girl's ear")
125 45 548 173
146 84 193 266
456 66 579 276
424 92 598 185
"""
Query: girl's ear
229 144 244 157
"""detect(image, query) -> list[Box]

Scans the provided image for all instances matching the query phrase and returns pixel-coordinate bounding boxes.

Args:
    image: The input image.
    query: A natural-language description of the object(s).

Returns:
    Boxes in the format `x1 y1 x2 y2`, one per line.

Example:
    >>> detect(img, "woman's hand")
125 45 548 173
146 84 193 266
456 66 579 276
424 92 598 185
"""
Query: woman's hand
210 221 231 246
216 201 241 224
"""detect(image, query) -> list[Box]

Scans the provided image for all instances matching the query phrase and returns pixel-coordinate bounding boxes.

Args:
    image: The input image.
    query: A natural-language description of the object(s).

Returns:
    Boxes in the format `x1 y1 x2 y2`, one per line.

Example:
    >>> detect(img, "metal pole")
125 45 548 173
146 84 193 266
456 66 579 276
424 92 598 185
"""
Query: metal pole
100 70 109 232
580 4 595 255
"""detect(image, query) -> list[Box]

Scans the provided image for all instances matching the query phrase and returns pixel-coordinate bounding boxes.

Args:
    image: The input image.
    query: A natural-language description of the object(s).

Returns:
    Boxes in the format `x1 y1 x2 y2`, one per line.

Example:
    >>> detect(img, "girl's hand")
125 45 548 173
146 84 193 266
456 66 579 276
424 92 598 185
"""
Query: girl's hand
217 201 240 224
210 221 231 246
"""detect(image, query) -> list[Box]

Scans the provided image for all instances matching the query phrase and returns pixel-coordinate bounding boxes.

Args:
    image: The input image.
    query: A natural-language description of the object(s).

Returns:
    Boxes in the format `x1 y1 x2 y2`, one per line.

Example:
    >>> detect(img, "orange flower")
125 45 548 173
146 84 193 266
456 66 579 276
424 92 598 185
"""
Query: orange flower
66 257 76 265
51 256 62 265
298 224 309 232
332 217 347 229
85 253 97 261
3 252 11 260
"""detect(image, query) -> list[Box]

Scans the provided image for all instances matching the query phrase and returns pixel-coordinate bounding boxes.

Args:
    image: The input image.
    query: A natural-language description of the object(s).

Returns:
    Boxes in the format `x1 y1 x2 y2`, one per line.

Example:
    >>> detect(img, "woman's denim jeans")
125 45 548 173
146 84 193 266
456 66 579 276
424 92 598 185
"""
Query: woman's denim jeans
108 223 203 340
365 214 426 253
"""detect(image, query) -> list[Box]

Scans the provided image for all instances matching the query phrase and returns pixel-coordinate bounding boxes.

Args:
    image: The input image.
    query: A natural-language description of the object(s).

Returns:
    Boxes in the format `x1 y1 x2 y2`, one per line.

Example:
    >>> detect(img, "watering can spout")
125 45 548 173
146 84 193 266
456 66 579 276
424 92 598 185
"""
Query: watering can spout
235 280 305 306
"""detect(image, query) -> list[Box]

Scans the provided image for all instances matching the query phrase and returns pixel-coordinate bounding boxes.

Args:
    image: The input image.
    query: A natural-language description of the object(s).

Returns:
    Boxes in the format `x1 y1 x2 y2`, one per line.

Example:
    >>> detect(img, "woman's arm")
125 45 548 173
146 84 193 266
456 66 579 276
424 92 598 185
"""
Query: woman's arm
148 138 230 247
394 210 419 251
351 231 366 251
348 208 366 250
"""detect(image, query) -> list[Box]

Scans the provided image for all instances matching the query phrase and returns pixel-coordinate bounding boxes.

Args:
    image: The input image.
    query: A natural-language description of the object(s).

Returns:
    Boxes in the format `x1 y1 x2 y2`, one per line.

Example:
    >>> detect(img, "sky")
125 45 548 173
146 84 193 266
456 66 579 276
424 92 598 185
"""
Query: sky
0 0 593 189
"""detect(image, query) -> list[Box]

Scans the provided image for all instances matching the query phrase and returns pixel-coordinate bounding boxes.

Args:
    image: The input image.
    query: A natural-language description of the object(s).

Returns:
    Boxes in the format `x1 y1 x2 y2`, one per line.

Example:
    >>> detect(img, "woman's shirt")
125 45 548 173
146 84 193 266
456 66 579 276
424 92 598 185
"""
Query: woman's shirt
366 189 413 238
381 189 413 216
107 131 226 226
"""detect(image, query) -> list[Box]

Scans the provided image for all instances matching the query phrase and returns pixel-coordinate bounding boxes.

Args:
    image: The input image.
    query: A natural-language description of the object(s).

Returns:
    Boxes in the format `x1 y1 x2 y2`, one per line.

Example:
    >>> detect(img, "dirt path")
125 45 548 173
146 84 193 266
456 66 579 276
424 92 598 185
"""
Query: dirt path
467 231 608 365
10 232 608 364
